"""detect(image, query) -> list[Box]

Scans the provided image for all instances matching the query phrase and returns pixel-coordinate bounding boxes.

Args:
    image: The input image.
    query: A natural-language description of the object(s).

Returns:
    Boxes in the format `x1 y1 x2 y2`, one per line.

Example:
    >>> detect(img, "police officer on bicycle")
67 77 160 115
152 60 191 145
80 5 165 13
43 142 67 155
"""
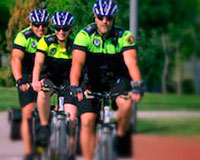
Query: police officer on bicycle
69 0 143 159
11 9 50 160
31 11 78 158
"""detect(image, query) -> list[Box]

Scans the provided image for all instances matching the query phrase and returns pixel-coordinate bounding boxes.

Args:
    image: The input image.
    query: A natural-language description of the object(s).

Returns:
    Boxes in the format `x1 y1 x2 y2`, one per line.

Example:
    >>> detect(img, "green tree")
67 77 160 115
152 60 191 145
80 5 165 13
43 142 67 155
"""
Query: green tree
6 0 44 52
0 0 15 56
138 0 199 93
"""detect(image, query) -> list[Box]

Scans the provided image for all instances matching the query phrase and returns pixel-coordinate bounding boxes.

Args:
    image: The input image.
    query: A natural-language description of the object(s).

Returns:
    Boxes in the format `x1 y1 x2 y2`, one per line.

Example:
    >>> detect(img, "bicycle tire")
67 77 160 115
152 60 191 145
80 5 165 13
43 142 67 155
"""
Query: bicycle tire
58 116 67 160
97 125 117 160
47 113 60 160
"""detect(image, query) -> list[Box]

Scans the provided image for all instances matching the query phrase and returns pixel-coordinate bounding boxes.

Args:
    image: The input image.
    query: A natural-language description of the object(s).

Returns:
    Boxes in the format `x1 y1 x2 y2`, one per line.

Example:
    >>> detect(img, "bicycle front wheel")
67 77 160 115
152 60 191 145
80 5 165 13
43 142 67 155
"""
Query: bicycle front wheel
97 126 117 160
58 118 68 160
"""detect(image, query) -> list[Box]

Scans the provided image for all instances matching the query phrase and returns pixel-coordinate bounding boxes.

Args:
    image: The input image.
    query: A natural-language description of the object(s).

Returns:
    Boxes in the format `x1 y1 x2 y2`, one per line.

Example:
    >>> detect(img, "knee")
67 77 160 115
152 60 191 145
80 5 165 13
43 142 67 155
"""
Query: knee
22 103 35 120
38 91 51 100
64 104 77 122
81 114 96 131
116 97 132 111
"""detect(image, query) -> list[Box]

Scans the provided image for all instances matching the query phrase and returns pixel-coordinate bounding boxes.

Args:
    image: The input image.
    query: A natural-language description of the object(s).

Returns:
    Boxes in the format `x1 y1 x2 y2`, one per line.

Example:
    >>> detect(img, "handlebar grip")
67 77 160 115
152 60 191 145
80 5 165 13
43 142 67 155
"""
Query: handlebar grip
84 91 94 99
41 85 51 92
26 83 33 90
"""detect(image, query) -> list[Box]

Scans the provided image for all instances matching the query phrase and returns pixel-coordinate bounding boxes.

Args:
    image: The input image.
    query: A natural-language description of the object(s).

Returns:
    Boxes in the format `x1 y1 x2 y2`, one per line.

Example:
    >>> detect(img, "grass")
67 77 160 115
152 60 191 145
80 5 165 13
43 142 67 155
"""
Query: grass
137 118 200 137
0 87 200 137
0 87 19 111
0 87 200 111
0 87 59 111
138 93 200 110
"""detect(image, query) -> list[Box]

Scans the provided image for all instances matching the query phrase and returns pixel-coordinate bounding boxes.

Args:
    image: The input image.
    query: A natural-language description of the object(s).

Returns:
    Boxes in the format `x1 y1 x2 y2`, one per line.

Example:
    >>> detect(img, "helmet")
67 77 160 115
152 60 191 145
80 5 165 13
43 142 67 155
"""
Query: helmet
93 0 118 17
29 9 50 23
51 11 74 27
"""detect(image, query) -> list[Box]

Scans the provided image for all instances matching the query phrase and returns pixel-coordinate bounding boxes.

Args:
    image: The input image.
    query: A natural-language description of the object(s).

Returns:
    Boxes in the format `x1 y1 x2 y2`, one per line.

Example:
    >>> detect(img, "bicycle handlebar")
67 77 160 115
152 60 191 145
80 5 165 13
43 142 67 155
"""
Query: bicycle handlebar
84 91 130 99
41 79 68 93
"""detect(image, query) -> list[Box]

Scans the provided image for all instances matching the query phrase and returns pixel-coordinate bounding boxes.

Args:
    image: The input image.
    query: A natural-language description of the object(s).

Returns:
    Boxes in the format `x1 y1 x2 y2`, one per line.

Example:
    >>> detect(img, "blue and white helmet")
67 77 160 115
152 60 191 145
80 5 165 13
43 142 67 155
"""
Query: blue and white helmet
29 9 50 23
51 11 74 27
93 0 118 17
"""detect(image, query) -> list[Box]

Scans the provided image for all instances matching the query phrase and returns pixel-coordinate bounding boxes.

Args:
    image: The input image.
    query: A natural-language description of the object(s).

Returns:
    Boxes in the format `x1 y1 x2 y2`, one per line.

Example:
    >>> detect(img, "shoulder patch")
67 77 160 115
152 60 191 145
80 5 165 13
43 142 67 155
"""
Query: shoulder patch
22 29 33 39
126 35 135 44
84 23 97 35
45 35 57 46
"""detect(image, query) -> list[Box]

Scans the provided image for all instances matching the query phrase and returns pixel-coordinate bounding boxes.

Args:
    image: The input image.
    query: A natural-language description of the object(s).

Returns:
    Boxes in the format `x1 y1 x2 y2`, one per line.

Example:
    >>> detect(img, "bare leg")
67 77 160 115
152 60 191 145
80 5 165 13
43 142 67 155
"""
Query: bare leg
116 96 132 136
37 91 52 125
21 102 36 155
80 112 97 160
64 103 77 155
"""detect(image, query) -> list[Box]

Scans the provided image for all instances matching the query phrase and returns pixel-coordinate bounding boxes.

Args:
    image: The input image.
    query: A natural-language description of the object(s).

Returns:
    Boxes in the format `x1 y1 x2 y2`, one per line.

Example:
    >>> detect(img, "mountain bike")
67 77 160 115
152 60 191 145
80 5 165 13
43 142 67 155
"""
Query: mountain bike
85 91 130 160
31 79 79 160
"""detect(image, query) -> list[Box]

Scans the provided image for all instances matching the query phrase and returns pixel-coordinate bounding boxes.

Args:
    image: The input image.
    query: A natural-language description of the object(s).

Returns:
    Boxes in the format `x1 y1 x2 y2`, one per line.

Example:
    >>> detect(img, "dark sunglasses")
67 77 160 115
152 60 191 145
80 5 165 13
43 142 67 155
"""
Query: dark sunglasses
32 22 49 28
97 15 114 21
53 25 71 32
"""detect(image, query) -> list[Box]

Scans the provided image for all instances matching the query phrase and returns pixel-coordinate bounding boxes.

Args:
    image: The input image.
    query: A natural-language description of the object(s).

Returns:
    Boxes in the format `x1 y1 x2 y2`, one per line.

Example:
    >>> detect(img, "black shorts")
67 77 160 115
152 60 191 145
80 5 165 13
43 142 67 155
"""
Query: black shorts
41 74 70 87
18 75 37 108
77 77 132 116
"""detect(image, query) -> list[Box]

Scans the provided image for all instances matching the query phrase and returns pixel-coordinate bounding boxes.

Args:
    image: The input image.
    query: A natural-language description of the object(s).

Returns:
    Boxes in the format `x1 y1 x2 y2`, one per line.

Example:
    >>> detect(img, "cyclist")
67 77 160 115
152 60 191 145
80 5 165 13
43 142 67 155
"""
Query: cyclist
11 9 50 160
69 0 143 159
31 11 77 158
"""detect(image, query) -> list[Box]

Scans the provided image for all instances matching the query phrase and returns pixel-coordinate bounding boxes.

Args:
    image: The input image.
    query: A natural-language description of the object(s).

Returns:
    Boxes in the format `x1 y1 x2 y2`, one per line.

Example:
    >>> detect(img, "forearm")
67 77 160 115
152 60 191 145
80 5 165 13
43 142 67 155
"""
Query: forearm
32 52 45 82
123 49 142 82
70 63 83 86
128 63 142 82
32 62 42 82
70 49 86 86
11 57 23 81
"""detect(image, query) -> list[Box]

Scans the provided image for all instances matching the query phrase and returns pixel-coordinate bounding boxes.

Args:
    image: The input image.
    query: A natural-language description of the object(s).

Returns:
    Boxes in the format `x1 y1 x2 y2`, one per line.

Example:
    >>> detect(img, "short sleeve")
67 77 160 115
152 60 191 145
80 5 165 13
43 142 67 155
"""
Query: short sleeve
13 32 27 51
73 30 90 52
37 37 48 54
120 31 137 52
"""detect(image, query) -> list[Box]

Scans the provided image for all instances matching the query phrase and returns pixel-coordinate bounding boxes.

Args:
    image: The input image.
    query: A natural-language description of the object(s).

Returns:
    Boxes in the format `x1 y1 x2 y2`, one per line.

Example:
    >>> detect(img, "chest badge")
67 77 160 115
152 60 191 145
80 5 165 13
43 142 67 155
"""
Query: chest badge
50 48 57 55
93 38 100 47
31 41 36 48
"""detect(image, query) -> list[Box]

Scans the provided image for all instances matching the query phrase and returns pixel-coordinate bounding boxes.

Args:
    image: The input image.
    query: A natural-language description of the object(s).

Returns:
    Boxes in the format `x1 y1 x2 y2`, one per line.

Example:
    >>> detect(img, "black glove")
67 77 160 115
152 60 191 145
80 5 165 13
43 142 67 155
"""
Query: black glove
69 85 83 96
16 78 27 88
130 81 144 96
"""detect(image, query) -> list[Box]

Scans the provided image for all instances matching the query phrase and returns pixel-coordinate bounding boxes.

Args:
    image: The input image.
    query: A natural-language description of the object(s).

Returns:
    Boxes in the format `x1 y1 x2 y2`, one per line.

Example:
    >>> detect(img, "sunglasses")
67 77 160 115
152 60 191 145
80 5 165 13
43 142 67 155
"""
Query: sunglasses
53 25 71 32
32 22 49 28
96 15 114 21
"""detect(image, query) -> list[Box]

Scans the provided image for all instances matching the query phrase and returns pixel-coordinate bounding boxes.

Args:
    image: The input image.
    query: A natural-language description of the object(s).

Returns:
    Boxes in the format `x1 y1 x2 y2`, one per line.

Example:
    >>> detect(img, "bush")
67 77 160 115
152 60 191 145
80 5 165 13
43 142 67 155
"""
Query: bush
0 65 14 86
182 79 195 94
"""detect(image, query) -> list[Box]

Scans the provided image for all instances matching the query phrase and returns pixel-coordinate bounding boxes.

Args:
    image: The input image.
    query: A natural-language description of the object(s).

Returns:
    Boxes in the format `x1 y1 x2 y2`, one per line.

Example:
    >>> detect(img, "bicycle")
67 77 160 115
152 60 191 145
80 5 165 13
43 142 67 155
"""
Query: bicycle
85 91 130 160
31 79 79 160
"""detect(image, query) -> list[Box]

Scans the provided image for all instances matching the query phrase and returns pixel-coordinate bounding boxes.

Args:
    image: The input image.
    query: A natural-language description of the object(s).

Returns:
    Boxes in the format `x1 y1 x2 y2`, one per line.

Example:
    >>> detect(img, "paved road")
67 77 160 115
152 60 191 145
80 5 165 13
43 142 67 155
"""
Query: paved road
0 112 23 160
0 110 199 160
137 110 200 118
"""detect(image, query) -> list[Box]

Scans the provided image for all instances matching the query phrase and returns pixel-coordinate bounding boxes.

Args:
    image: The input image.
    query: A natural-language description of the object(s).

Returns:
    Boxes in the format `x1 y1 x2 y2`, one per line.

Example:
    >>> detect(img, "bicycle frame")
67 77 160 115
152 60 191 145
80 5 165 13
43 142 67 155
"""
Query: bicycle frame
30 79 79 160
47 84 79 160
86 91 119 160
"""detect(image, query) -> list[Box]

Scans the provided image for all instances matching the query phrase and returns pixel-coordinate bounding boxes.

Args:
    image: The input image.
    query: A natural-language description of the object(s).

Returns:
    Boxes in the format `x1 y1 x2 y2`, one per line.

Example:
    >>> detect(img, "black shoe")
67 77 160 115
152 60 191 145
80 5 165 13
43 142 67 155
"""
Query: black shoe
116 130 132 157
23 154 34 160
36 125 50 147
